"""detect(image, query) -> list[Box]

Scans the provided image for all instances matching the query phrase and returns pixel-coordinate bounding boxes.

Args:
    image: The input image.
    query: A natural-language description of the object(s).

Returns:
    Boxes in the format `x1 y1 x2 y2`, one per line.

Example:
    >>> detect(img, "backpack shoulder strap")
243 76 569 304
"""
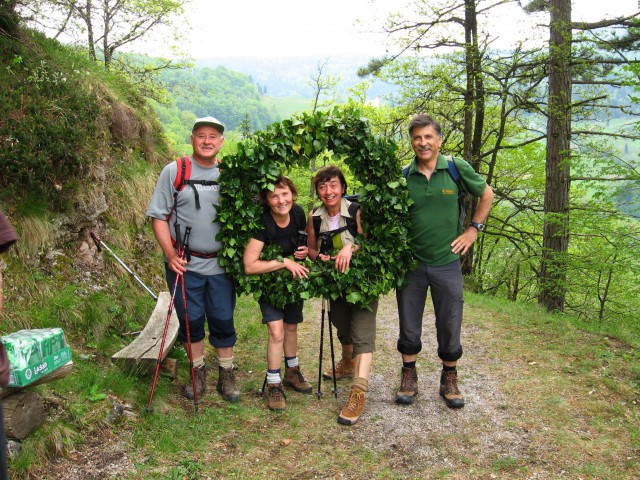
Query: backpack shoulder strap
312 203 359 237
446 155 460 183
312 206 321 237
263 205 306 245
346 201 360 237
292 204 307 232
174 156 191 191
445 155 466 197
261 210 277 245
402 165 410 179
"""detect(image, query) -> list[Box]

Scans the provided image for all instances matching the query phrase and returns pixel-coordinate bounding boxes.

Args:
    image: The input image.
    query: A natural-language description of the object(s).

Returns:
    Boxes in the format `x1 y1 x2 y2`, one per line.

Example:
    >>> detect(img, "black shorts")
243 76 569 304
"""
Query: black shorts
258 301 304 325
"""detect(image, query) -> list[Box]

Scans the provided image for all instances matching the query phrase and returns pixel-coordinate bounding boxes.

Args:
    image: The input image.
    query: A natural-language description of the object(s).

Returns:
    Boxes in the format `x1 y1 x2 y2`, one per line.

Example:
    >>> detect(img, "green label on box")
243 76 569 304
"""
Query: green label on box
8 346 72 387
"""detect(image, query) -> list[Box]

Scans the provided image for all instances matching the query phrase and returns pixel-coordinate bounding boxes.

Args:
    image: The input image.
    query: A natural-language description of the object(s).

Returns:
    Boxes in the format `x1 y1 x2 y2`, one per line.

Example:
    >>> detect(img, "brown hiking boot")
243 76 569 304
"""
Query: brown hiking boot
267 383 286 412
439 369 465 408
337 386 366 425
217 366 240 402
323 357 354 380
183 365 206 400
283 366 313 393
395 366 418 405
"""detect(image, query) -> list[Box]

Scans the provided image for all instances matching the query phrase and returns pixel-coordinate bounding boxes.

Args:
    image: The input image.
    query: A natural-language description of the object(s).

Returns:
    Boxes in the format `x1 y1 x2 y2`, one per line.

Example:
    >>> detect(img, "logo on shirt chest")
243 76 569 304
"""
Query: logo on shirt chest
441 189 456 195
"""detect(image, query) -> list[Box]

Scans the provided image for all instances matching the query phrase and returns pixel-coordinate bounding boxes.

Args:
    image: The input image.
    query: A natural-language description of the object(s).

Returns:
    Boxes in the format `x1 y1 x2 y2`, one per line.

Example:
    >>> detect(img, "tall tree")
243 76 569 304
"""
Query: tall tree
524 1 640 311
362 0 640 317
308 58 340 114
538 0 572 311
307 58 340 200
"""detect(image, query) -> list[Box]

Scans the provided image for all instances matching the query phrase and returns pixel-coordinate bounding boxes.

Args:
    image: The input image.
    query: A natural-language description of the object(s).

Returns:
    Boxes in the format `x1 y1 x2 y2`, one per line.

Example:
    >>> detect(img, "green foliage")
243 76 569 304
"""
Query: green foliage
0 30 168 207
217 105 415 309
0 36 101 199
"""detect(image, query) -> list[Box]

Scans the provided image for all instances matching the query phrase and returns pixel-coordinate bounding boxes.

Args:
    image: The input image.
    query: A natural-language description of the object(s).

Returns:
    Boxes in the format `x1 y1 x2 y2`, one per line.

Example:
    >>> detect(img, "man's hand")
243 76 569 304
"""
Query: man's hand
451 228 478 256
166 251 187 274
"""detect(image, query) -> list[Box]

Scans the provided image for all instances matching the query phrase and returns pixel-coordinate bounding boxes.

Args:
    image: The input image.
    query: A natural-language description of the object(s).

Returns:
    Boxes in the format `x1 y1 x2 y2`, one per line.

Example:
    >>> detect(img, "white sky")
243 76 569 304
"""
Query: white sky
149 0 639 59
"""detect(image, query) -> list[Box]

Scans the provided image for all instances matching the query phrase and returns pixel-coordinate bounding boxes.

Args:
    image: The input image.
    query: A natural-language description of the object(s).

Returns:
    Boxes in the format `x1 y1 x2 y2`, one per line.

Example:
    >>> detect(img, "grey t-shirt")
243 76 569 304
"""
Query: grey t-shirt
146 157 225 276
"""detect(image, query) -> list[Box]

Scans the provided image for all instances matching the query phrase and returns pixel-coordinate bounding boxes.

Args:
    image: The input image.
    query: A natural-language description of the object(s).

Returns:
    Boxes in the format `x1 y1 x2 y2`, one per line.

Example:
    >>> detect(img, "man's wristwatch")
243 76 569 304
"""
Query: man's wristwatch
470 222 486 232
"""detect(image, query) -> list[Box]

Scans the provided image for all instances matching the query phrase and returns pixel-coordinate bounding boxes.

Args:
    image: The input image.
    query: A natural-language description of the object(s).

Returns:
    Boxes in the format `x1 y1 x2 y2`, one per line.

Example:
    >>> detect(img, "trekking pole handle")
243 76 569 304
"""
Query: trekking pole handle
90 231 103 252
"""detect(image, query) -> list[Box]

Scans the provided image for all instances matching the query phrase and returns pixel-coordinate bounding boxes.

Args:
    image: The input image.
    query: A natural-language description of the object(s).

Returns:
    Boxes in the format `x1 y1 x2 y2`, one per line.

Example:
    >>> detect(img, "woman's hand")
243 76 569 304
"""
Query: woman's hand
332 244 354 273
293 245 308 261
284 257 309 279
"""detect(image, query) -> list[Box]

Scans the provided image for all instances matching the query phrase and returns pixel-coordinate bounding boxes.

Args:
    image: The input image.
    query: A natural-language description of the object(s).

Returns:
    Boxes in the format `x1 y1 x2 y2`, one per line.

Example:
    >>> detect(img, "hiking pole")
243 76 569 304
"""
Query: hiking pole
258 374 267 396
327 301 338 398
179 227 199 413
316 297 326 399
146 227 193 412
146 255 183 412
90 232 158 301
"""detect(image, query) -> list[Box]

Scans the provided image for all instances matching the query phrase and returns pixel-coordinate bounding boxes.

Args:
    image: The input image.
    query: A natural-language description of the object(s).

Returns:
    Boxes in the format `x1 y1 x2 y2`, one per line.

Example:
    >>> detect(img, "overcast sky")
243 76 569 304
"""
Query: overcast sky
145 0 639 59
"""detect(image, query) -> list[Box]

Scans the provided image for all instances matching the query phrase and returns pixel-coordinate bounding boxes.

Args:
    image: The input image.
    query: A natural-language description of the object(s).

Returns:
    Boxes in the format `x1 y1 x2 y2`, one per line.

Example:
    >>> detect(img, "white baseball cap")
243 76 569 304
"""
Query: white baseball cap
192 116 225 134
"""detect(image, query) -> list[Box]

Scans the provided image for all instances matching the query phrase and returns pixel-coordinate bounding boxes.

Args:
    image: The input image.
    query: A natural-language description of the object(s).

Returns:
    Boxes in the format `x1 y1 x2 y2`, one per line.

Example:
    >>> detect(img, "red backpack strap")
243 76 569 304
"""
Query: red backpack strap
173 156 191 191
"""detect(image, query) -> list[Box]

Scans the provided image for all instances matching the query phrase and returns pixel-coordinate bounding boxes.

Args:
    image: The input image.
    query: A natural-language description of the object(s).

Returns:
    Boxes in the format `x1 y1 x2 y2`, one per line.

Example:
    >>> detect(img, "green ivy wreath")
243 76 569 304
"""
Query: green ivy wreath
216 104 415 309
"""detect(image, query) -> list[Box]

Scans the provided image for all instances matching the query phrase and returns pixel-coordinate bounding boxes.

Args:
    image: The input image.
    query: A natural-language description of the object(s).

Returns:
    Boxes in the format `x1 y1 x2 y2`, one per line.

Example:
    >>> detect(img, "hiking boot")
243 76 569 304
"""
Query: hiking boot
217 366 240 402
183 365 206 400
395 366 418 405
439 369 465 409
283 366 313 393
323 357 354 380
267 383 286 412
337 386 366 426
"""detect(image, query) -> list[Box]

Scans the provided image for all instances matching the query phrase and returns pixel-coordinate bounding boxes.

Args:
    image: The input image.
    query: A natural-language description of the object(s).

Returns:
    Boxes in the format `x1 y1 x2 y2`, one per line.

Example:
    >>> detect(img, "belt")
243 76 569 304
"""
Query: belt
189 249 218 259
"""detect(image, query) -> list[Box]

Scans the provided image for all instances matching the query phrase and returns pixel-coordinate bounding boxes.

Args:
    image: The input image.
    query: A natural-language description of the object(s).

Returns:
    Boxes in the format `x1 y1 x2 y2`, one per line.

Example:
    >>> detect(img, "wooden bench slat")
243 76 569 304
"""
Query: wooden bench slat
111 291 179 374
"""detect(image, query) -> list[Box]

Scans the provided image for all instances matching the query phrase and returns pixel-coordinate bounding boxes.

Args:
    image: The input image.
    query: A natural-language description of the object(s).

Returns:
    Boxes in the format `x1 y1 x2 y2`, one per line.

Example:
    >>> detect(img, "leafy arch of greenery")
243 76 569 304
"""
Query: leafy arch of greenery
217 105 415 309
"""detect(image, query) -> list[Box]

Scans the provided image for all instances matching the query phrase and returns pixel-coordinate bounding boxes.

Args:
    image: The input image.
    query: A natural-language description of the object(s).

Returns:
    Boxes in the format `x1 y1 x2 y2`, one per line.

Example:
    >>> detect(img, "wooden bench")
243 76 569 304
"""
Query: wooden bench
111 291 179 375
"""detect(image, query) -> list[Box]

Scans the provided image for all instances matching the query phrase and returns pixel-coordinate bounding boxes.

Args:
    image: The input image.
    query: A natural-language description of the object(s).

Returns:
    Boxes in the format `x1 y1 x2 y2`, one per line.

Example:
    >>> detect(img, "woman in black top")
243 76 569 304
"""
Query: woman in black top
243 176 312 411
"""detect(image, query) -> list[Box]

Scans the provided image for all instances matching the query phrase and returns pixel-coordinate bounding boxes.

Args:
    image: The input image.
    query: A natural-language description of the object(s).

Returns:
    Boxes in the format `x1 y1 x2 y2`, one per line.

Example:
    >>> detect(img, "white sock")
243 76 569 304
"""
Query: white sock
267 370 281 385
218 356 233 370
193 356 205 368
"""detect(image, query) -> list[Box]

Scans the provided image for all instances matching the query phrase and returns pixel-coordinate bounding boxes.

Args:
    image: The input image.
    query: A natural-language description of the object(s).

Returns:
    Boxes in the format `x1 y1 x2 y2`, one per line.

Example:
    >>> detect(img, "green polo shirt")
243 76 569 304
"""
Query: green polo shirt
406 154 488 266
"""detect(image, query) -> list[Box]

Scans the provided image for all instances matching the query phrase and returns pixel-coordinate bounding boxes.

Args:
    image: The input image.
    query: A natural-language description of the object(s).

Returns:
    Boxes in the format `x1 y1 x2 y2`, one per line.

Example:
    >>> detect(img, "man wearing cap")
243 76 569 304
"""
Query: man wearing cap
146 116 240 403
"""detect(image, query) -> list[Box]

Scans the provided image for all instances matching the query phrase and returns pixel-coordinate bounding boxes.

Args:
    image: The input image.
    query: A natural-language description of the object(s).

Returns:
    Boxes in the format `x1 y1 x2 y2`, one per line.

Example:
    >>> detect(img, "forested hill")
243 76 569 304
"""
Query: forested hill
155 65 279 144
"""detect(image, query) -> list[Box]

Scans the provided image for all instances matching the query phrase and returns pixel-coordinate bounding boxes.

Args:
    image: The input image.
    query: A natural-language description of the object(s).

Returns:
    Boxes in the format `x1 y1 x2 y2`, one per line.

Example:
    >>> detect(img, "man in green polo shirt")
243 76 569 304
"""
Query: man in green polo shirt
395 114 494 408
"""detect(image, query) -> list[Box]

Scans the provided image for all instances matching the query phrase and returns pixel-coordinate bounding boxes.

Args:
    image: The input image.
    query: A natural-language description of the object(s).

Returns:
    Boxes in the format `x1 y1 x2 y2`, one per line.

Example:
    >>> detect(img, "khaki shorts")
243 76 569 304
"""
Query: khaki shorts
328 297 379 355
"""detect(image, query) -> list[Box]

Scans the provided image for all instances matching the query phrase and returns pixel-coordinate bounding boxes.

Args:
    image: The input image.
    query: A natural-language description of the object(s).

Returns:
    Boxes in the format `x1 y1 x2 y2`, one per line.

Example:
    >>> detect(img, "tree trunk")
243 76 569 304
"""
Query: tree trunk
461 0 484 276
539 0 572 311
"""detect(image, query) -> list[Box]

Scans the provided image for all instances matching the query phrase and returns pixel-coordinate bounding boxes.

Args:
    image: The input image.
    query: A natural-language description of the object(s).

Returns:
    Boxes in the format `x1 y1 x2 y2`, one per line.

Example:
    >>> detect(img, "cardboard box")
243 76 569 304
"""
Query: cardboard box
7 346 72 387
1 328 71 387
